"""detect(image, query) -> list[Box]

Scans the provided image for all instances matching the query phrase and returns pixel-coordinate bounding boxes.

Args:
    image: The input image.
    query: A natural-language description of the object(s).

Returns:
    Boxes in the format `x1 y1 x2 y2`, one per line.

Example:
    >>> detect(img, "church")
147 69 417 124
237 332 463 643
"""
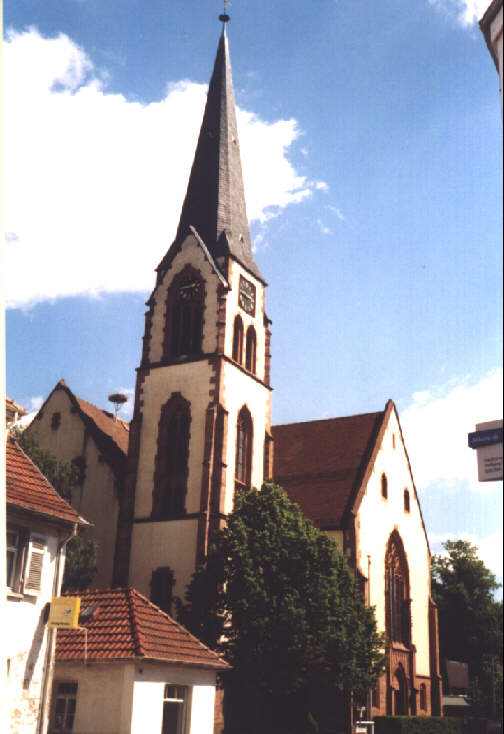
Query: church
26 16 441 726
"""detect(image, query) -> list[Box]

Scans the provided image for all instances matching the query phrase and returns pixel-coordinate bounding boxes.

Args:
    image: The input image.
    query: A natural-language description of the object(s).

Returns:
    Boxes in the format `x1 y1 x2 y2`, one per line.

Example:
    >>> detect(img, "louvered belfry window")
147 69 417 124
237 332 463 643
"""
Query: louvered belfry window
164 267 204 361
245 326 256 373
153 394 191 518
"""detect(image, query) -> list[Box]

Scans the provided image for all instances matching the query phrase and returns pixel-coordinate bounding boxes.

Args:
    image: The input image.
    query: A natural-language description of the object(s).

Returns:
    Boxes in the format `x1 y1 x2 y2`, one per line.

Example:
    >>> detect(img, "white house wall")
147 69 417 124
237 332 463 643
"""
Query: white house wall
356 409 431 676
6 514 66 734
130 662 217 734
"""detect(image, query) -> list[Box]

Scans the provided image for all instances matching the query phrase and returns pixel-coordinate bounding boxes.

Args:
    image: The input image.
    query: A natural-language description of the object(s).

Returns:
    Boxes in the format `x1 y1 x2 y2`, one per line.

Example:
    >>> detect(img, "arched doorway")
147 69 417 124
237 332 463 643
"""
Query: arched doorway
393 666 408 715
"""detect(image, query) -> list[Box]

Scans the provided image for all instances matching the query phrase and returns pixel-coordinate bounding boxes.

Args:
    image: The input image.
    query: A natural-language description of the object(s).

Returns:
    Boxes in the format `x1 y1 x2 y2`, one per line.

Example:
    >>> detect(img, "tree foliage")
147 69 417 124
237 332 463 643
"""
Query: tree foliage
10 426 98 591
179 483 385 734
431 540 502 719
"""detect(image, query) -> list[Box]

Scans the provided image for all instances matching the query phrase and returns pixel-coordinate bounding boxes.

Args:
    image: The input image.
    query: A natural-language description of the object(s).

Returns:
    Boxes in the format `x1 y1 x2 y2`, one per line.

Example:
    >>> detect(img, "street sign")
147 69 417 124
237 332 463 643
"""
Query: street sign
48 596 81 629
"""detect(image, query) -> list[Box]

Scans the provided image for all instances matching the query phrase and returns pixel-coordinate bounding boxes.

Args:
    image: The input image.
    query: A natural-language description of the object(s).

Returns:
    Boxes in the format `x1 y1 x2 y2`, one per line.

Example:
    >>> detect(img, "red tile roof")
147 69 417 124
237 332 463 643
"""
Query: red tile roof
6 396 27 425
6 435 85 525
56 587 228 669
74 393 130 456
272 409 385 528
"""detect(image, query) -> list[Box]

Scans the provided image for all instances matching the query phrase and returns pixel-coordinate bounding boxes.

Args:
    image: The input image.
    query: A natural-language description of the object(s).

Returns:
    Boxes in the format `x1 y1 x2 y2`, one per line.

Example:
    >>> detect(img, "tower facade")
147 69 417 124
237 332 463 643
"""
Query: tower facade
119 24 273 601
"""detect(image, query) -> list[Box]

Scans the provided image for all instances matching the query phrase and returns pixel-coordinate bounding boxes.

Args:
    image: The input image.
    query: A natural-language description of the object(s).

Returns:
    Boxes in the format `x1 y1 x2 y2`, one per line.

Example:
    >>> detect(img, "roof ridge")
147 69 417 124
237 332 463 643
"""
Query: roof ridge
129 587 224 662
272 409 385 430
126 586 147 657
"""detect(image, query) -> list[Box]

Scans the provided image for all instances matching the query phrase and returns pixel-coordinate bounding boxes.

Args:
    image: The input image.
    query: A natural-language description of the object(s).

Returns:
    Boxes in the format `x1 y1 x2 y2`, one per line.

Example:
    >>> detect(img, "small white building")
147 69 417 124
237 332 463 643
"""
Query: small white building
6 434 86 734
51 586 229 734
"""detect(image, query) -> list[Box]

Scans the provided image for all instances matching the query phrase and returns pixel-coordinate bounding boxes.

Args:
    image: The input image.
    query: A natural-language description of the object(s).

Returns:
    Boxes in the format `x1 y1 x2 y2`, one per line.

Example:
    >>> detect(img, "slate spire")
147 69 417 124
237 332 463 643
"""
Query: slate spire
158 23 263 283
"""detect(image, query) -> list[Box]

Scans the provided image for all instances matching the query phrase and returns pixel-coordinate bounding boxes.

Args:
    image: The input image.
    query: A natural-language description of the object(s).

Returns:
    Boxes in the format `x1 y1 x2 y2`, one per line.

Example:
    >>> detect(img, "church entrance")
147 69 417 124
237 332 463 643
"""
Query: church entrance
393 667 408 715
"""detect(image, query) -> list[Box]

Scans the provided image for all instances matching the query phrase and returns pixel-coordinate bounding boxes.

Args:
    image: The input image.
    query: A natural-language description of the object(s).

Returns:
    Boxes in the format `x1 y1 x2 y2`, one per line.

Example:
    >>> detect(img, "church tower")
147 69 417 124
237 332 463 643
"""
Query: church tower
117 18 273 601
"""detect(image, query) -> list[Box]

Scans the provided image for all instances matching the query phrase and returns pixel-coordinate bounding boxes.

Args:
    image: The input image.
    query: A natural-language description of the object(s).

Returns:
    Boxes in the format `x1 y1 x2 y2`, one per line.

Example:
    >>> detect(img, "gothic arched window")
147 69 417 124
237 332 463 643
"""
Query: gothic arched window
152 394 190 518
245 326 256 373
164 267 204 360
233 315 244 364
235 405 253 489
385 532 411 646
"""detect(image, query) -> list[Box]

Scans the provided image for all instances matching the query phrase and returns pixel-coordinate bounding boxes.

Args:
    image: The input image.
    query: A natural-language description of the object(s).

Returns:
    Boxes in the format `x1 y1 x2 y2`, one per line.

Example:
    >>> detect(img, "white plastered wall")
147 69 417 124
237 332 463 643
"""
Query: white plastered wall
28 389 119 588
356 409 431 676
6 515 64 734
130 662 217 734
52 661 135 734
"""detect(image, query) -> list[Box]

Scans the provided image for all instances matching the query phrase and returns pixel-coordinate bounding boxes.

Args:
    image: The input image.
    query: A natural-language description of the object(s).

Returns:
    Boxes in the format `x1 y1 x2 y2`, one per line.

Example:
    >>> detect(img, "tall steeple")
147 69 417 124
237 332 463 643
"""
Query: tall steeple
157 22 264 283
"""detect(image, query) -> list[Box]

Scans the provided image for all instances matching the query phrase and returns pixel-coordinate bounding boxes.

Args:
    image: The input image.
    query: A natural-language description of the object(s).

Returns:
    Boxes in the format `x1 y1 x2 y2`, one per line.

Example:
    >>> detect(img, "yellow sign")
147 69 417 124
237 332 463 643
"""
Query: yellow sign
48 596 81 629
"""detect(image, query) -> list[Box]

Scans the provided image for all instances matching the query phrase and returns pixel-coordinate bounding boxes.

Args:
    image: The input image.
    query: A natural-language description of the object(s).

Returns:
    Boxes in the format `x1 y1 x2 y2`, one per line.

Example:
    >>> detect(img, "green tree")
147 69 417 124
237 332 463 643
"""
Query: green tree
179 482 385 734
431 540 503 720
10 427 98 591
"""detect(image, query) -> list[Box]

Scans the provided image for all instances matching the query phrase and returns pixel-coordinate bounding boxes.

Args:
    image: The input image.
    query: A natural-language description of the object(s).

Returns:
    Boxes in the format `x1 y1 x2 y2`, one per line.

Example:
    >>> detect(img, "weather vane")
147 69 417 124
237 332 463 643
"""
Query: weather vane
219 0 230 24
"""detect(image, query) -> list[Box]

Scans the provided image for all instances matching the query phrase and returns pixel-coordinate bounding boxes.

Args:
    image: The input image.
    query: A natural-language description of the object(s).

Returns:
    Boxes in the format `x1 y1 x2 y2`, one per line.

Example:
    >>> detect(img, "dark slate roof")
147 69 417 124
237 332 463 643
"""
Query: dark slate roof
6 435 85 526
56 587 229 669
157 27 264 284
272 409 386 528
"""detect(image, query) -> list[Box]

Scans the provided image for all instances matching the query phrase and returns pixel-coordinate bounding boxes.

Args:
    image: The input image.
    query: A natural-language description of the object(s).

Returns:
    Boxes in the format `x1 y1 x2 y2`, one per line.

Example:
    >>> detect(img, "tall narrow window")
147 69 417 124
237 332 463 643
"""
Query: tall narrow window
404 488 410 513
164 267 204 360
381 472 388 499
419 683 427 711
385 532 410 646
150 566 175 616
233 315 244 364
162 685 187 734
245 326 256 373
153 395 190 518
235 406 253 489
51 681 78 732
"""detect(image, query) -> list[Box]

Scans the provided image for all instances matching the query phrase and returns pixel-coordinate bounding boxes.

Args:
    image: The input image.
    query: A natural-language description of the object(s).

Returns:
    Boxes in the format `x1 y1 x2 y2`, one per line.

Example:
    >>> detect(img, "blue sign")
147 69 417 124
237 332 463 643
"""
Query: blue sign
468 428 503 449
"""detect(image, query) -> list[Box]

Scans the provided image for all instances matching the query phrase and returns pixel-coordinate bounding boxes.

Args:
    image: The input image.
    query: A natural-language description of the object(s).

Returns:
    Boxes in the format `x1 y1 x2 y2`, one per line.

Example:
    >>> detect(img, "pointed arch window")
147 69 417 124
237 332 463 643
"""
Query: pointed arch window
245 325 256 373
164 267 204 360
385 532 411 647
404 488 410 513
232 315 244 364
153 394 190 518
235 406 253 489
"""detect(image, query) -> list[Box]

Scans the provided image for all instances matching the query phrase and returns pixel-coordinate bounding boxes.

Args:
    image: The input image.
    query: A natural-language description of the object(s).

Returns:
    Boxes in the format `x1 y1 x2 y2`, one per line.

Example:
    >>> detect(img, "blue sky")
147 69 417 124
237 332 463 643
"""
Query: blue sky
4 0 502 585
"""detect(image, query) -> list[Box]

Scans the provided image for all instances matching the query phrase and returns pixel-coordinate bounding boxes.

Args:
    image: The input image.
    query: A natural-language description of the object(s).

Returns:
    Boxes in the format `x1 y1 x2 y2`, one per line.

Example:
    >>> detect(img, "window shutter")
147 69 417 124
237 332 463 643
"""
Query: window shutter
24 536 46 594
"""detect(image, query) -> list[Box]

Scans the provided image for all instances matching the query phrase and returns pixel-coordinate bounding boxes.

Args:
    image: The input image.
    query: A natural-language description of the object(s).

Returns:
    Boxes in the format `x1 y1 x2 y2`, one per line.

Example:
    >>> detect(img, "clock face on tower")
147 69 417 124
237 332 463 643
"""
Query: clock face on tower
239 276 256 316
178 278 201 300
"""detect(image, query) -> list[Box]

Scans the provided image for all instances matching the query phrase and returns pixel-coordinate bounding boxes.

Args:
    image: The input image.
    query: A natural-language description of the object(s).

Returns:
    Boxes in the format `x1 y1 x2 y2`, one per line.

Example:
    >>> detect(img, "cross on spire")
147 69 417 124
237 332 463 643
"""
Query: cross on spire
219 0 230 24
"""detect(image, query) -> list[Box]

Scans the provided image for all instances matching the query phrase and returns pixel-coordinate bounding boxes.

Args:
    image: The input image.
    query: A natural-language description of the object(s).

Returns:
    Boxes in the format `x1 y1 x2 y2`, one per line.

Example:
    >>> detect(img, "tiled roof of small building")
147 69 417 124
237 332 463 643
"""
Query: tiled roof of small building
6 435 85 525
74 393 130 456
272 409 386 528
56 587 228 669
6 396 27 426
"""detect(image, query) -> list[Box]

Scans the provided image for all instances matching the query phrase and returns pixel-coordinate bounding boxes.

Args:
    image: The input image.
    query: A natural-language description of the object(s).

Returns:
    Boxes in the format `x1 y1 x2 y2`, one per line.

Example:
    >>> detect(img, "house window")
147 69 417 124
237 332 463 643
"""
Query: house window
164 267 204 360
153 395 191 519
385 532 410 646
372 684 380 709
419 683 427 711
381 473 388 499
162 685 188 734
245 326 256 373
51 412 61 430
51 681 78 732
6 528 20 589
235 406 253 489
6 526 46 595
404 489 410 513
232 315 244 364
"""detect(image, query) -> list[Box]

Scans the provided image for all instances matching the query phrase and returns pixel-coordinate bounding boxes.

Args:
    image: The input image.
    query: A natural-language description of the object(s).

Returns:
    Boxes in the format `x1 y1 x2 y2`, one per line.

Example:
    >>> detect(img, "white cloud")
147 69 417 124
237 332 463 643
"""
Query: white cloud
428 530 503 581
327 205 346 222
29 396 44 412
317 219 332 235
4 28 317 308
400 369 503 491
428 0 490 26
315 181 329 193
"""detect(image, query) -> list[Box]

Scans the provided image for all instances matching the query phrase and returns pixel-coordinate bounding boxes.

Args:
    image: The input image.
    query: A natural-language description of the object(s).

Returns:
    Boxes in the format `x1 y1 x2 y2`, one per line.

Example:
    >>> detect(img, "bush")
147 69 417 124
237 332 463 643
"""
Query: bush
374 717 462 734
